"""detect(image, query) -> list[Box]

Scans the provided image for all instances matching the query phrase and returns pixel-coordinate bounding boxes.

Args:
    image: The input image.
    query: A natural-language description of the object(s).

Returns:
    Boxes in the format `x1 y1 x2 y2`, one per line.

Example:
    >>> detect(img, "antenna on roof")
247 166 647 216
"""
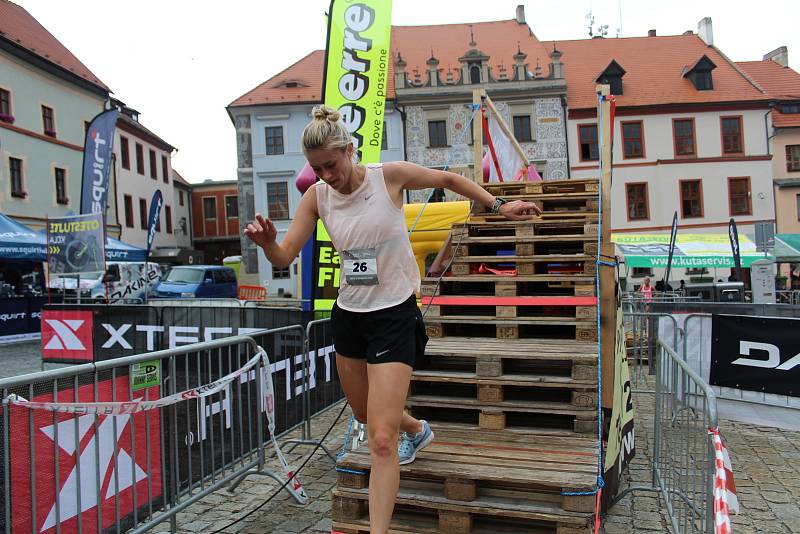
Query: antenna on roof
468 24 476 47
586 12 595 38
617 0 623 37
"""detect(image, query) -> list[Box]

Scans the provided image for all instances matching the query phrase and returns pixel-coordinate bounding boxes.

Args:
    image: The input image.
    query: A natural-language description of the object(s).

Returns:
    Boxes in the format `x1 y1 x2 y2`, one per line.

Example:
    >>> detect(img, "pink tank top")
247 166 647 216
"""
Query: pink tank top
315 164 420 312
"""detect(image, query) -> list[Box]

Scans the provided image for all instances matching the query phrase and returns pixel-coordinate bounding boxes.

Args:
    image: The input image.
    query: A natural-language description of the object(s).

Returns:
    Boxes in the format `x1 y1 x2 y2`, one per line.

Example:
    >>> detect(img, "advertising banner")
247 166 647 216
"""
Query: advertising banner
728 218 743 281
146 190 163 259
612 233 765 269
47 213 105 275
80 109 119 217
663 211 678 286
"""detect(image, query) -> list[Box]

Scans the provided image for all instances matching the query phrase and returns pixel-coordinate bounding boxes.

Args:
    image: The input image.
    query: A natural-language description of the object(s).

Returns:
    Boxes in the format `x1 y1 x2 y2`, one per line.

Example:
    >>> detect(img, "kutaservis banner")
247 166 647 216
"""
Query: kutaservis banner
313 0 392 311
612 233 768 269
80 109 119 216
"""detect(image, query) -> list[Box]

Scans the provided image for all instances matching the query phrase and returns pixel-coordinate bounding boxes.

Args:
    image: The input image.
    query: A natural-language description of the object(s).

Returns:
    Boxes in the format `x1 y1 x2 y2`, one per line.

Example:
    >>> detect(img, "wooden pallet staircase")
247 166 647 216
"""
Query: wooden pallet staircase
333 178 605 533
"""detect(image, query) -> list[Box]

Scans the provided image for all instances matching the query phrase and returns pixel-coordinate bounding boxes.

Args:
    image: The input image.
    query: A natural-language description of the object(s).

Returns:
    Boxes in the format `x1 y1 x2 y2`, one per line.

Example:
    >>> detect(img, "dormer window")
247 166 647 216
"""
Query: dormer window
275 79 307 89
683 55 716 91
284 82 298 88
596 60 626 95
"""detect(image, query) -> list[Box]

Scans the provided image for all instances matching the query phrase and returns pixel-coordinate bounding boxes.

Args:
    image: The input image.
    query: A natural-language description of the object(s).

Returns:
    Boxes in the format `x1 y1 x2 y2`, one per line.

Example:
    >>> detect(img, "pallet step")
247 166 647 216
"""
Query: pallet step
333 487 593 533
425 318 597 342
412 370 596 391
336 438 597 509
422 276 596 298
423 300 597 321
450 255 596 276
472 195 599 217
453 220 598 239
469 212 599 223
453 238 597 258
483 178 599 196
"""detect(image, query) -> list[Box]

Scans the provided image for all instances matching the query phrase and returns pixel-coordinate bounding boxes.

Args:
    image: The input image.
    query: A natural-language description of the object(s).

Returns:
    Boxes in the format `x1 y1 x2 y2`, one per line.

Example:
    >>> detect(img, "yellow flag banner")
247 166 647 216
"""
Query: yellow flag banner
314 0 393 311
322 0 393 164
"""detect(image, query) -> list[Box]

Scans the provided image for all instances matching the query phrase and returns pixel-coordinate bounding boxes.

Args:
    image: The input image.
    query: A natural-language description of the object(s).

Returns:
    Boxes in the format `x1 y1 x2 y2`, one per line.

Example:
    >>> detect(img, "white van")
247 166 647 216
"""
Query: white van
48 261 162 303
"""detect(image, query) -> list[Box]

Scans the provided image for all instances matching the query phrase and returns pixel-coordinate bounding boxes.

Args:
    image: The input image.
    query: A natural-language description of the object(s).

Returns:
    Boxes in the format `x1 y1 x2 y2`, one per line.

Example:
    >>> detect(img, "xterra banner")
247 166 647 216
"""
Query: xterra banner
313 0 392 310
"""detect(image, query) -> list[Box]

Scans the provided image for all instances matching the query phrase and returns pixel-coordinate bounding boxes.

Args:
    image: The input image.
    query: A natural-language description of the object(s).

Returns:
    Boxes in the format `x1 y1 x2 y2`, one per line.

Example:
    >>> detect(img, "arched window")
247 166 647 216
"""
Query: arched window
470 65 481 84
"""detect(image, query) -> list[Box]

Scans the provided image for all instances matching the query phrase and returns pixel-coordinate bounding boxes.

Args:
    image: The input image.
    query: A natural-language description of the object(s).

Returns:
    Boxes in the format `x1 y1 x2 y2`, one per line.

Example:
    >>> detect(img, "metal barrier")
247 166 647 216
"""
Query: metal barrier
612 340 718 533
0 329 329 534
621 307 682 390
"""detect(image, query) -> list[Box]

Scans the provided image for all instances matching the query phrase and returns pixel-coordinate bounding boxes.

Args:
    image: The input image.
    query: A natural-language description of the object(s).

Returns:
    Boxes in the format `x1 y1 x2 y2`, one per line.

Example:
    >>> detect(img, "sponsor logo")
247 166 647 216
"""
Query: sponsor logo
90 129 109 214
732 341 800 371
10 376 161 533
41 311 93 361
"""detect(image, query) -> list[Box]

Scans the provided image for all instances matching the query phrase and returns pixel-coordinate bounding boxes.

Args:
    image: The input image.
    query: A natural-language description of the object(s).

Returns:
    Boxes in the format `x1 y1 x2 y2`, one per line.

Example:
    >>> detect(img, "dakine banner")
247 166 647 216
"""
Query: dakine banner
80 109 119 217
710 314 800 397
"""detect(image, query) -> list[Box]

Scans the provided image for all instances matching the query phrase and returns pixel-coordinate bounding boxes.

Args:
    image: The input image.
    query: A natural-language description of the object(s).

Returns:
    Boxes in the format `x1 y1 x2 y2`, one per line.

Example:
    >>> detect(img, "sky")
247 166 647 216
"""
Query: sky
14 0 800 183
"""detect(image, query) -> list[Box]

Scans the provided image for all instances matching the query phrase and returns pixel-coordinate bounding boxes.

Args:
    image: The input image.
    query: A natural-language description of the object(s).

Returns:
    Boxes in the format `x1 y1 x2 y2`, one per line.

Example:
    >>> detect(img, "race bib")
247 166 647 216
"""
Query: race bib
342 248 379 286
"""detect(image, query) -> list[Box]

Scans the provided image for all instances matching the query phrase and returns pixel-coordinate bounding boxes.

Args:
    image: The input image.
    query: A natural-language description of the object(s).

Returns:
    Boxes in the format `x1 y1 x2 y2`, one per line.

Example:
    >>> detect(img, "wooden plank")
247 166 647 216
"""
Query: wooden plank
425 322 598 342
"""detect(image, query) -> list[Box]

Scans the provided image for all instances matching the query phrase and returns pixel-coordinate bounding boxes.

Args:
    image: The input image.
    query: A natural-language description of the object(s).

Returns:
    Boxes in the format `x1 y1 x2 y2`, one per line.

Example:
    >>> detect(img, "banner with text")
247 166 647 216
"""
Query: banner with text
47 213 105 275
612 233 766 269
80 109 119 217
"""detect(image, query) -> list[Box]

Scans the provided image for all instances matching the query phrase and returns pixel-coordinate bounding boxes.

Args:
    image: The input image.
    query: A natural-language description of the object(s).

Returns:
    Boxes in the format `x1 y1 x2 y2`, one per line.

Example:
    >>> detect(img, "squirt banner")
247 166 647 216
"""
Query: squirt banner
80 109 119 217
313 0 392 311
322 0 392 164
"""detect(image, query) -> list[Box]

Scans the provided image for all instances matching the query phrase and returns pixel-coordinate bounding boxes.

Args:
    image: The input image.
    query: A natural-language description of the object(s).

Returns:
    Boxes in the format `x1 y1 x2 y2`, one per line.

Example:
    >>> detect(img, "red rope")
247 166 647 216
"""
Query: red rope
594 487 603 534
482 107 504 182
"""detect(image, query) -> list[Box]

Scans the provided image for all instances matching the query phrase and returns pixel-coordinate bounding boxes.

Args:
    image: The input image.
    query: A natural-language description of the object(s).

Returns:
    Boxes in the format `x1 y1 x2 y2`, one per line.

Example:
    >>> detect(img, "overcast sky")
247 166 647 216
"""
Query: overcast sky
14 0 800 183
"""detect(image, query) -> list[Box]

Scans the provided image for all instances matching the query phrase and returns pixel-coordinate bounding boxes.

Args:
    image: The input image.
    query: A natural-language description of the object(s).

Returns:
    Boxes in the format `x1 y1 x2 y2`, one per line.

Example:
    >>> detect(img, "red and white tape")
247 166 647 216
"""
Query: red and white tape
709 427 739 534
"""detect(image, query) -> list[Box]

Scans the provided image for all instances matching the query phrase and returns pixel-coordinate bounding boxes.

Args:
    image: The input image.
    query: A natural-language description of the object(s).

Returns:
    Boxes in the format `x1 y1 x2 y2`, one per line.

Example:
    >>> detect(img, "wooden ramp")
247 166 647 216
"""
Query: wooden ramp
333 178 603 534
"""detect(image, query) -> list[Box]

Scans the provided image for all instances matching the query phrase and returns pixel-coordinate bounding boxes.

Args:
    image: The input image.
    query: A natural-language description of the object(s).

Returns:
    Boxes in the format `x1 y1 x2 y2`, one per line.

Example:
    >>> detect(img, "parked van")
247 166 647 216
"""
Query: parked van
48 262 162 303
153 266 238 299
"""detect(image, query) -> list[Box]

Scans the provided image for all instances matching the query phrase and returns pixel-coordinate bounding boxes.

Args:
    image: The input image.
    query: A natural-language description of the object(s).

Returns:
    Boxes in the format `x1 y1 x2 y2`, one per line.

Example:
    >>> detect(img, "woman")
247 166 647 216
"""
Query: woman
244 105 540 533
640 276 653 302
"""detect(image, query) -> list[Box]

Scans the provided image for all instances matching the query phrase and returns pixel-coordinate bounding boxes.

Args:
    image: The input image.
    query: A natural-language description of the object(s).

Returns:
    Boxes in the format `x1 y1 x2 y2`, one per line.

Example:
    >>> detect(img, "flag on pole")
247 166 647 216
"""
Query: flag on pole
146 190 163 260
80 109 119 217
728 218 743 282
486 111 526 183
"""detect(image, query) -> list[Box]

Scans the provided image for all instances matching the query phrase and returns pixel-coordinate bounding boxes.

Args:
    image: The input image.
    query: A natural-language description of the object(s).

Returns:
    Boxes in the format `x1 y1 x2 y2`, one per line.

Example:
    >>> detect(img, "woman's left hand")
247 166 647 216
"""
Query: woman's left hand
499 200 542 220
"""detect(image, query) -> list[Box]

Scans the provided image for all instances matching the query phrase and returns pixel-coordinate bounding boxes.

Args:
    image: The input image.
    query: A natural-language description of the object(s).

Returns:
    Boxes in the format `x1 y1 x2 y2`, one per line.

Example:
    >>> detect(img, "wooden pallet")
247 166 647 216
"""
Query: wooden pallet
450 254 596 277
452 236 598 258
452 220 598 240
472 193 599 217
483 178 599 197
421 275 596 298
422 337 598 382
334 435 596 534
423 298 597 322
425 319 598 342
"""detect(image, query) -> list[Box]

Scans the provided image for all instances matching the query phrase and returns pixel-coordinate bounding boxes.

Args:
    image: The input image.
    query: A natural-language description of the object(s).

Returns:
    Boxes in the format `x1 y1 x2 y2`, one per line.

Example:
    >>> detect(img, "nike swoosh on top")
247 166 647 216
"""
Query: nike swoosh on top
375 349 390 357
365 193 374 201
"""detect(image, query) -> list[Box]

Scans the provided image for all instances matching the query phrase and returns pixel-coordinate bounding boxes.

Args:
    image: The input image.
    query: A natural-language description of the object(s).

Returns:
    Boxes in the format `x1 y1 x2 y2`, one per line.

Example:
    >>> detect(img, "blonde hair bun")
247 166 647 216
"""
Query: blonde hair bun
312 105 340 122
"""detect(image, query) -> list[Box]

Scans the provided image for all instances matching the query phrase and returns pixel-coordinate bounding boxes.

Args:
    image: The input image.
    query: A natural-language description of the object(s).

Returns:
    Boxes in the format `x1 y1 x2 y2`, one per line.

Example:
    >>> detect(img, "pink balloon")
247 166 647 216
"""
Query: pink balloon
482 153 491 181
295 163 317 193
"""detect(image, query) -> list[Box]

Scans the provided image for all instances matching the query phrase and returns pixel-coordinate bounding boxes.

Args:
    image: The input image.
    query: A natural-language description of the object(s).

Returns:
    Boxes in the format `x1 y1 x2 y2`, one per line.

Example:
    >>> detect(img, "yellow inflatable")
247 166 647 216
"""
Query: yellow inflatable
404 201 471 275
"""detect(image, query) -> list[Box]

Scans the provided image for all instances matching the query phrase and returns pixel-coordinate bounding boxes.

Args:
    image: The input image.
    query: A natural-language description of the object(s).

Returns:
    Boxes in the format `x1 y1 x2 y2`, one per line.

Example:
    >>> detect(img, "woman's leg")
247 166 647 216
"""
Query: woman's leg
336 353 369 422
366 362 413 534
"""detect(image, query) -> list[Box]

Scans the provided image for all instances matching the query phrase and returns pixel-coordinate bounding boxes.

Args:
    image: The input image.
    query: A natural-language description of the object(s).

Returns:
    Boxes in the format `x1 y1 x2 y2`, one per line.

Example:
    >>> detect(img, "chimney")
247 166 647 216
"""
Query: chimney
549 48 563 79
697 17 713 46
764 46 789 68
647 29 656 37
516 5 526 24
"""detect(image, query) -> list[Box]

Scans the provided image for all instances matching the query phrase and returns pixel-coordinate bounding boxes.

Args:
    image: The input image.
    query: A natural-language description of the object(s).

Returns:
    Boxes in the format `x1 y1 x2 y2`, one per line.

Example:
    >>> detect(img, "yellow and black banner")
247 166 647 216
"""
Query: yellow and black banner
313 0 393 310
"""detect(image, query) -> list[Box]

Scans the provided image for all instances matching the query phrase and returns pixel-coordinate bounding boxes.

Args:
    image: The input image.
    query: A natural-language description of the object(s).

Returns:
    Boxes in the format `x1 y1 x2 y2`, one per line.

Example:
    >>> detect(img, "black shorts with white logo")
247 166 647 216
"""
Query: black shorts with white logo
331 294 429 369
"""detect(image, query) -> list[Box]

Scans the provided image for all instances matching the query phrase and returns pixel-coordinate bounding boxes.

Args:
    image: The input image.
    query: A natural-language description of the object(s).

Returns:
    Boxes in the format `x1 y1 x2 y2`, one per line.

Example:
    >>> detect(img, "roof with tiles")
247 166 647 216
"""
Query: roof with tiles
229 18 549 108
0 0 110 92
541 34 770 110
736 60 800 100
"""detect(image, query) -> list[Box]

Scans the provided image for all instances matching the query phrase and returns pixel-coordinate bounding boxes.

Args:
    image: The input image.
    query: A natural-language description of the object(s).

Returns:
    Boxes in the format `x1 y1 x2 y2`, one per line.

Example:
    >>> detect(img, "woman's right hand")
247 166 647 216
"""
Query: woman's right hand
244 213 278 248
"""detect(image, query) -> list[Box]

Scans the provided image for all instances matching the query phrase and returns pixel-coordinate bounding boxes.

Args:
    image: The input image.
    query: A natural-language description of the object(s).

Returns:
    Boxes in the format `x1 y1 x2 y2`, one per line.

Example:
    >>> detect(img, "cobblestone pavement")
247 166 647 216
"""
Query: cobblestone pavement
1 342 797 533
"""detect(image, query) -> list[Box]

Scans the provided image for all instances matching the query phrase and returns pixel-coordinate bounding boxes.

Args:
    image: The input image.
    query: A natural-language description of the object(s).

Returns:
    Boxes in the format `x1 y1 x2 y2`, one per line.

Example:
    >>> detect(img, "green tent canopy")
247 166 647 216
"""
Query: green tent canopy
774 234 800 263
611 233 770 269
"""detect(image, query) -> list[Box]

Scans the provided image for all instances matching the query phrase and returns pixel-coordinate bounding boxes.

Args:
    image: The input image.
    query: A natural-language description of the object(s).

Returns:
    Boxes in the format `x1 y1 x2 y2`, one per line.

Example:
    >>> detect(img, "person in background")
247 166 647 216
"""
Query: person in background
640 276 653 302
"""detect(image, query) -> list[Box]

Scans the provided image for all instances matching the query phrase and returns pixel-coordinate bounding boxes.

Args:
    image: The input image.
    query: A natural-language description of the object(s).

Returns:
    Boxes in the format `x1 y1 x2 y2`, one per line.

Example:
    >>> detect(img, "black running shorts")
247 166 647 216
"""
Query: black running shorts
331 294 428 368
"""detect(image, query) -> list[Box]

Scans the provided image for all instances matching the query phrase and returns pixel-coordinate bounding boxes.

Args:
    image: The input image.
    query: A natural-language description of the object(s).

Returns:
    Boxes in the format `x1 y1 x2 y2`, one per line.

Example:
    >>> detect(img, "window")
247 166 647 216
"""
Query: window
165 205 173 233
578 124 598 161
272 265 291 279
621 121 644 158
135 143 144 174
162 155 169 183
265 126 284 155
124 195 134 227
625 183 649 220
0 88 12 116
149 149 157 179
469 65 481 84
9 157 24 198
680 180 703 218
179 190 184 206
632 267 653 278
41 105 55 137
673 119 696 156
139 198 147 229
428 120 448 148
513 115 533 142
203 197 217 219
54 168 67 204
787 145 800 172
381 121 388 150
225 195 239 218
728 177 751 216
267 182 289 220
781 104 800 114
721 117 743 154
691 71 713 90
120 137 130 170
